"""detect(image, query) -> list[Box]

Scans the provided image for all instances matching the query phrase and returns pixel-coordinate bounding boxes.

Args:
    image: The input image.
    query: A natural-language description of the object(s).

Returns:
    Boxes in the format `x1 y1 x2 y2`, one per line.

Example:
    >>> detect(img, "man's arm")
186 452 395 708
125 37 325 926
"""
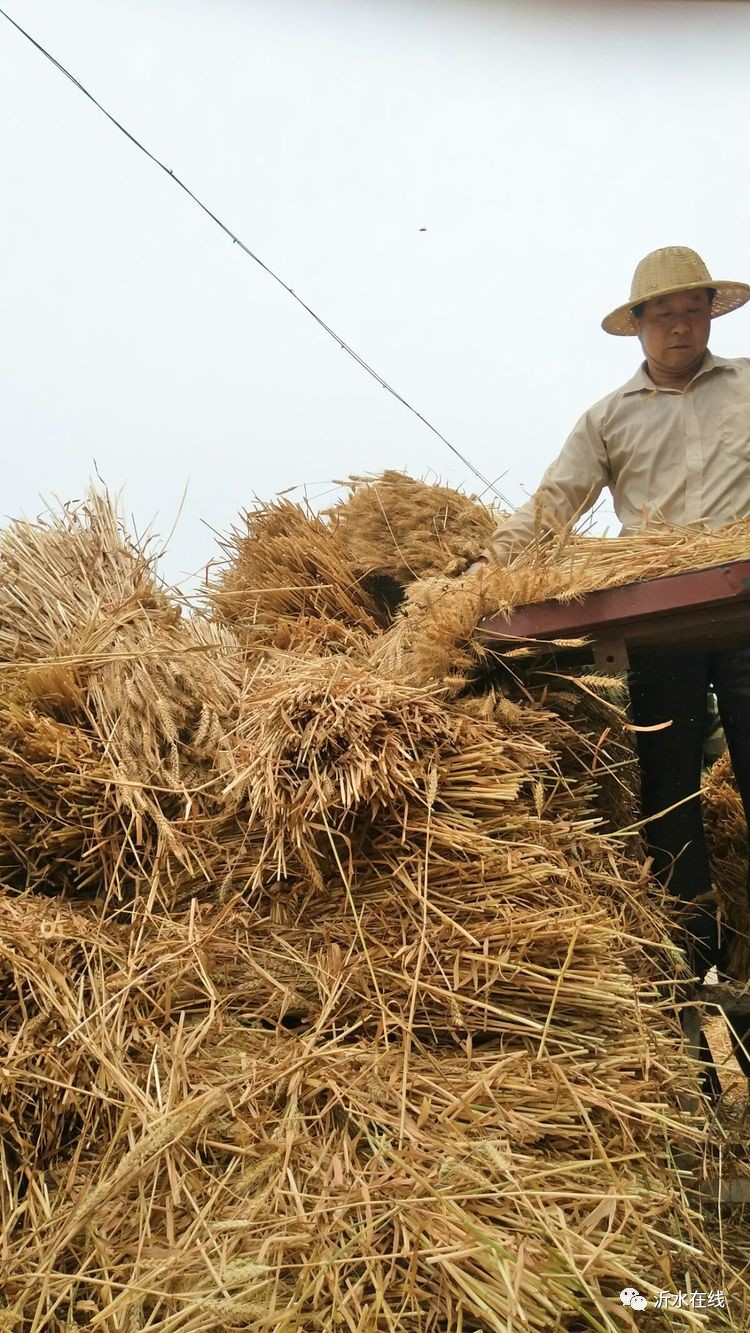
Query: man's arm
484 408 611 564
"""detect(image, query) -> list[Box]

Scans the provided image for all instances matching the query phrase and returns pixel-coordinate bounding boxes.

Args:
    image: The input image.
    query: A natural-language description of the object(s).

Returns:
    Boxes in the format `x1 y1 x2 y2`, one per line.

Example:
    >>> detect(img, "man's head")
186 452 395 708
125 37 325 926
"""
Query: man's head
630 286 714 383
601 247 750 339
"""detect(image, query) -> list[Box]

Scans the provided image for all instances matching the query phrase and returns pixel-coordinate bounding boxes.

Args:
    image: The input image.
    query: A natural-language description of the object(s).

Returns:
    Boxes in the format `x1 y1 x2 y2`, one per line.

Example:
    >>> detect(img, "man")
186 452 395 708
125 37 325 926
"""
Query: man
474 246 750 1074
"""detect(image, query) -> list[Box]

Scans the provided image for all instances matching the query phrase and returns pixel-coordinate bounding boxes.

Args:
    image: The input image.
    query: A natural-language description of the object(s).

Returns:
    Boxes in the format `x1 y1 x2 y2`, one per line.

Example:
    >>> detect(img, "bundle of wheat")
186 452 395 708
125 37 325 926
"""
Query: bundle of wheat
326 470 498 584
84 618 240 811
219 654 537 892
0 492 173 667
504 518 750 607
370 517 750 695
206 497 386 655
0 496 245 904
0 702 127 895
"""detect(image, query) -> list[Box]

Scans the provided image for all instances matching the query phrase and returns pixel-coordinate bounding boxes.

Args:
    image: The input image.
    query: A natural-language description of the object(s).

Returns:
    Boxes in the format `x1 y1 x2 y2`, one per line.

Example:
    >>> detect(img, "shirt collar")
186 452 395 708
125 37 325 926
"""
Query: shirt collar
619 349 737 397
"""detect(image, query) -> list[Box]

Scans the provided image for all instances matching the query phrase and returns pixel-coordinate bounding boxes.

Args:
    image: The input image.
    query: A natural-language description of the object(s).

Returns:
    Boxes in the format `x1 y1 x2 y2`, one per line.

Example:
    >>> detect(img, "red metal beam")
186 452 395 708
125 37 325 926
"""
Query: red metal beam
478 560 750 671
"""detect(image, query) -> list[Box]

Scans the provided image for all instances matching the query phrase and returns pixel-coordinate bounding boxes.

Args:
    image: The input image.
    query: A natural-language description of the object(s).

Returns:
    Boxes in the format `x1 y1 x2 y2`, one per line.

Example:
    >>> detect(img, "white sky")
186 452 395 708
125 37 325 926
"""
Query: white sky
2 0 750 585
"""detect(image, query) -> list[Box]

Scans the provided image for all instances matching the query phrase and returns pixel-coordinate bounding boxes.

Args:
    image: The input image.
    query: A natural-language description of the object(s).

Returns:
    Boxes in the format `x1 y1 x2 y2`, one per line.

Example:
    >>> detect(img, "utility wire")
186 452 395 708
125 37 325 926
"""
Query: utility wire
0 6 514 509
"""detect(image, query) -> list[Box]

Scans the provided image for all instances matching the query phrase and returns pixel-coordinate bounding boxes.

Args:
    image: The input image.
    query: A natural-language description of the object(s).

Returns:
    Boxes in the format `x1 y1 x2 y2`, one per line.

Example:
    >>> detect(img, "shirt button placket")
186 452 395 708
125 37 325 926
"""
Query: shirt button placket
683 389 704 522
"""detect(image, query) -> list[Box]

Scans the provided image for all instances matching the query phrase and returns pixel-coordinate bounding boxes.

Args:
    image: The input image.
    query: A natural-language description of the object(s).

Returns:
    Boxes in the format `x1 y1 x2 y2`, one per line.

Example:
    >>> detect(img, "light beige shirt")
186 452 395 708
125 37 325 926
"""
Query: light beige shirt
488 351 750 560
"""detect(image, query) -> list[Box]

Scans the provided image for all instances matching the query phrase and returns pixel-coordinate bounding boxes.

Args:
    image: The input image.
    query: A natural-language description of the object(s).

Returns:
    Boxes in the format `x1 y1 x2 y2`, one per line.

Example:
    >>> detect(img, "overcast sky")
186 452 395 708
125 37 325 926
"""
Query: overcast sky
2 0 750 585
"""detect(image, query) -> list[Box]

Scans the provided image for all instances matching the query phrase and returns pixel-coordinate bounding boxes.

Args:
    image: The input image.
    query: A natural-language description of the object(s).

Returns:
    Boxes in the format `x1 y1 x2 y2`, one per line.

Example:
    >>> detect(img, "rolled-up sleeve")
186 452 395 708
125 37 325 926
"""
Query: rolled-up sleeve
486 408 610 562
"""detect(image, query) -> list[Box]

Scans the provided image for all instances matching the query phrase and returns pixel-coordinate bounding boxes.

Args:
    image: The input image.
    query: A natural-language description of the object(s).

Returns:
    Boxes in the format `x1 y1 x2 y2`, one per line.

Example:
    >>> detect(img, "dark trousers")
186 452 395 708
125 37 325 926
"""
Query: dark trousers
631 647 750 975
629 648 750 1074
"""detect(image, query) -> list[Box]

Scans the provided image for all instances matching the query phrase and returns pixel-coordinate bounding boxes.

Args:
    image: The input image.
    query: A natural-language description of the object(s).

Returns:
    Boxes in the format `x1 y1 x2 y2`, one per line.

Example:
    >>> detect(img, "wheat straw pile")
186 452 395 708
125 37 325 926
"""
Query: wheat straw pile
1 478 750 1331
703 753 750 983
324 471 498 583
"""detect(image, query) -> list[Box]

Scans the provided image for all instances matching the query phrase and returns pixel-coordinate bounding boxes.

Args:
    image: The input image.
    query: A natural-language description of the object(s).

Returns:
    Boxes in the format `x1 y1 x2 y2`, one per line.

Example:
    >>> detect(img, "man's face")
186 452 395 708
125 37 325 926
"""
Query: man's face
632 288 712 375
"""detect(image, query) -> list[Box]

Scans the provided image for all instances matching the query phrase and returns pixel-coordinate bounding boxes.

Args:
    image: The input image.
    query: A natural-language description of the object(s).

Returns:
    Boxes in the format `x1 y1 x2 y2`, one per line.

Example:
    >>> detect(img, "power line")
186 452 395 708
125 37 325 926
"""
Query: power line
0 6 515 510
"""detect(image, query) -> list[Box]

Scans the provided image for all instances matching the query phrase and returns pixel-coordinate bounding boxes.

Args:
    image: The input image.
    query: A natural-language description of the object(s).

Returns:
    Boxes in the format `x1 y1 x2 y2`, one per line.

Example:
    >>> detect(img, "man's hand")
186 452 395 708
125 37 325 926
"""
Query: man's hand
464 556 489 576
449 554 489 580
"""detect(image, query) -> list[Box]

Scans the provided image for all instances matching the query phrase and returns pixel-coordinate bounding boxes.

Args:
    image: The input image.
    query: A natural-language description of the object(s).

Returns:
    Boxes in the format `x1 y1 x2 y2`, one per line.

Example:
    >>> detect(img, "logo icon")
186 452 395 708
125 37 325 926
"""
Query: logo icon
620 1288 648 1312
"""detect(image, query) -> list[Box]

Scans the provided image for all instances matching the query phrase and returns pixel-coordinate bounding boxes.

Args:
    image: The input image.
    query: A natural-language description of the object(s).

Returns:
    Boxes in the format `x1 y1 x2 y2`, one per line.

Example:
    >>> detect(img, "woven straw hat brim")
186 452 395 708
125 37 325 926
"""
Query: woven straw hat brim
602 280 750 336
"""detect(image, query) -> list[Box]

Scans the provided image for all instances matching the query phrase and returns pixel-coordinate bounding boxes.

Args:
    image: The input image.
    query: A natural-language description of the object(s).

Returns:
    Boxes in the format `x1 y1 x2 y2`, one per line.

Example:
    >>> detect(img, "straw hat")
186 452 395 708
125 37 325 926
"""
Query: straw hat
601 246 750 336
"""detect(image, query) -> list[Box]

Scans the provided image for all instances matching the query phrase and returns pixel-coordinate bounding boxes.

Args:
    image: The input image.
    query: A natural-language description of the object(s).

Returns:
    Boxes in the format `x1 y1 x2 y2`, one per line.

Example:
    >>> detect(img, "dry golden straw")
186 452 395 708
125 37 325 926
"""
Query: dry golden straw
0 480 748 1331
